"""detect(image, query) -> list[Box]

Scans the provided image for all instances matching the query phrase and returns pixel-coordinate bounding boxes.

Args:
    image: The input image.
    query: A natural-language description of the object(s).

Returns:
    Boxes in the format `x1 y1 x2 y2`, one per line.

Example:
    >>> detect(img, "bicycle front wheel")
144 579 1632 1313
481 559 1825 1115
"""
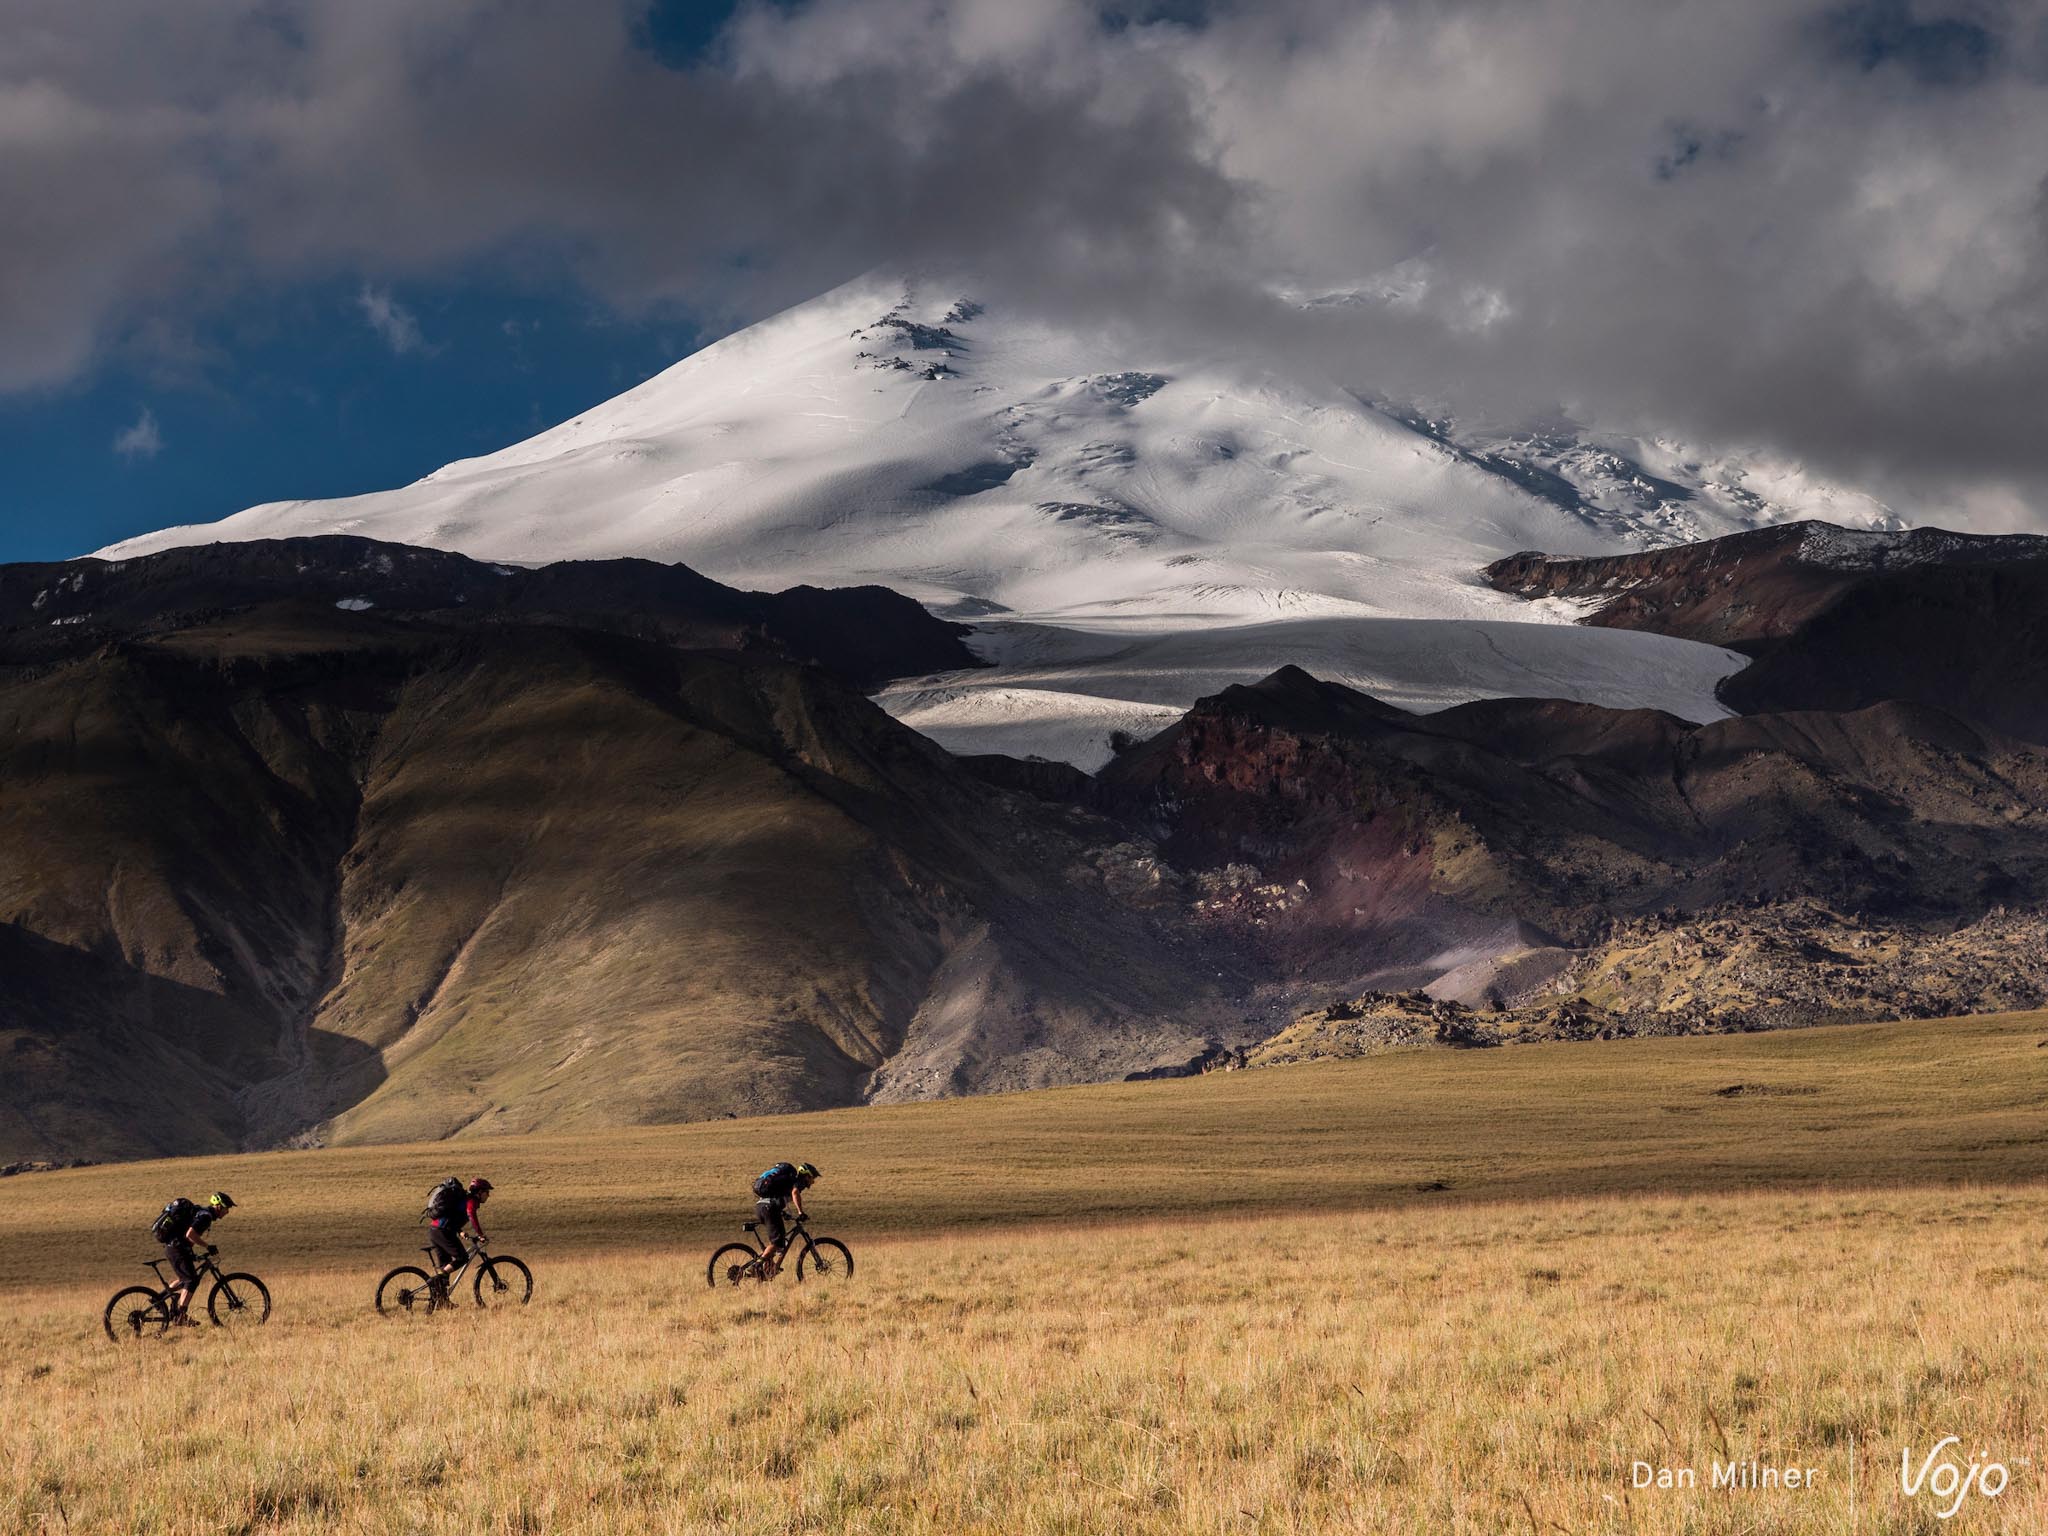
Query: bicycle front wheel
797 1238 854 1282
103 1285 170 1342
375 1265 437 1317
474 1256 532 1307
208 1272 271 1329
706 1243 761 1287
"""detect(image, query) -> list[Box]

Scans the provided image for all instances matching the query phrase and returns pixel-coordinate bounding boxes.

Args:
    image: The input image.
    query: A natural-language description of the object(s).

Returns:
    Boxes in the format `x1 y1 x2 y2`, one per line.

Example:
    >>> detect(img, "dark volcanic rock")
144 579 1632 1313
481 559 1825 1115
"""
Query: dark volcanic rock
0 535 979 691
1103 665 2048 969
1484 521 2048 742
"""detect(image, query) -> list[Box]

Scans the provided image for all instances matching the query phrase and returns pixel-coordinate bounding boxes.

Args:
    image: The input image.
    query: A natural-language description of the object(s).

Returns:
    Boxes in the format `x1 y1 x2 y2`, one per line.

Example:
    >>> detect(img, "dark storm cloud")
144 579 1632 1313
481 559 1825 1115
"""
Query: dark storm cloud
4 0 2048 521
0 0 1242 385
1821 0 2006 87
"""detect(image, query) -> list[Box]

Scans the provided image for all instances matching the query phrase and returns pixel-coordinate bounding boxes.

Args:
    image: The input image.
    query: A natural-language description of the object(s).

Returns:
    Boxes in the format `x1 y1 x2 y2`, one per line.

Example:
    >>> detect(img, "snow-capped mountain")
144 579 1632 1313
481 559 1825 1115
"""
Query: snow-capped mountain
100 276 1894 767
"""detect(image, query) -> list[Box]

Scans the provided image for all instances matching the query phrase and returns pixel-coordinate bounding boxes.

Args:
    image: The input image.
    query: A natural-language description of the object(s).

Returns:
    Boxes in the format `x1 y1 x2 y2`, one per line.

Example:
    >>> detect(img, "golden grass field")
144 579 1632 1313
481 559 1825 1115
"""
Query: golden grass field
6 1012 2048 1533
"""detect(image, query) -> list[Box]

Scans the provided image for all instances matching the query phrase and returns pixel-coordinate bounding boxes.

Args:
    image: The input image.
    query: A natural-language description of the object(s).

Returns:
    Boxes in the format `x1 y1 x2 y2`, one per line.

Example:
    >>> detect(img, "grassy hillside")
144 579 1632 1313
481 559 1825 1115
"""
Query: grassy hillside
5 1009 2045 1294
8 1019 2048 1533
0 611 1244 1163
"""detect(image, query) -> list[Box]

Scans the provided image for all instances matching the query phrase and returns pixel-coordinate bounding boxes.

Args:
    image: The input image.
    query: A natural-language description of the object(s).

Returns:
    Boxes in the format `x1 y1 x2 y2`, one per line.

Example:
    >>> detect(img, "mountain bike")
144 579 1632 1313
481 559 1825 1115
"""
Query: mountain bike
103 1249 272 1341
375 1234 533 1316
706 1213 853 1286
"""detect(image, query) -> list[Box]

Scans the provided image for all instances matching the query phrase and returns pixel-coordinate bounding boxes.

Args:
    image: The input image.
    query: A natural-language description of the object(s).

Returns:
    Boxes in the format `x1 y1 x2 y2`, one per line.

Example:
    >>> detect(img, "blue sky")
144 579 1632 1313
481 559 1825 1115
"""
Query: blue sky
0 273 707 563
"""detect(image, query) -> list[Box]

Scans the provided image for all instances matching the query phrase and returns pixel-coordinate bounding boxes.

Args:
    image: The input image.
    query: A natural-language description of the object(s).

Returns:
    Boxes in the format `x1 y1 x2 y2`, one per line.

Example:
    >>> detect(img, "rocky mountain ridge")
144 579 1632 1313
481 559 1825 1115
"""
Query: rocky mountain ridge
11 526 2048 1162
1 535 978 689
1485 520 2048 741
1251 905 2048 1067
0 539 1250 1161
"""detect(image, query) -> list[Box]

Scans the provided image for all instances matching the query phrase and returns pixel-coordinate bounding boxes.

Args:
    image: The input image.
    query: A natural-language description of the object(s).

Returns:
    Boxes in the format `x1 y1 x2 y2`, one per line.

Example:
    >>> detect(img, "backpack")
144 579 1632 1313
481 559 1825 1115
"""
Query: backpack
753 1163 796 1200
422 1177 466 1224
152 1197 197 1244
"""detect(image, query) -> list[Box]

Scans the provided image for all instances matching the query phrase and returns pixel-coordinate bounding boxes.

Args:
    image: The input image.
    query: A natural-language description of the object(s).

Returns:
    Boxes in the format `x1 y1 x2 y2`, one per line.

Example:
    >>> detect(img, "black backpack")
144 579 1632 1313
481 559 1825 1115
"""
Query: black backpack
753 1162 796 1199
152 1197 197 1244
422 1177 465 1223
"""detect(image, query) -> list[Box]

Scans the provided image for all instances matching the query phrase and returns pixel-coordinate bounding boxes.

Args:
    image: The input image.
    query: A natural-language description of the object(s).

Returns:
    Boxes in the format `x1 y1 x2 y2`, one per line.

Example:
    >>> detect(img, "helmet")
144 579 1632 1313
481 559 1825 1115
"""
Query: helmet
468 1177 493 1197
794 1162 820 1184
208 1191 236 1211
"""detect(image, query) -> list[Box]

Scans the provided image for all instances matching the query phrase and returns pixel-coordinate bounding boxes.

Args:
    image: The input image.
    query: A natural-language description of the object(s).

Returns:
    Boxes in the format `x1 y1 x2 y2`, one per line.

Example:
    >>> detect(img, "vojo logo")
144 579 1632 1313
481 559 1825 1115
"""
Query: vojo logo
1900 1438 2012 1520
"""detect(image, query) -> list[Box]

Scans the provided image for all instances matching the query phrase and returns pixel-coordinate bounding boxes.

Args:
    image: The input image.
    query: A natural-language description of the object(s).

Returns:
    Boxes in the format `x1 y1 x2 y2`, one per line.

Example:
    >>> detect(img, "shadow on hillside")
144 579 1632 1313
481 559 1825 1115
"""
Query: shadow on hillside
0 922 385 1165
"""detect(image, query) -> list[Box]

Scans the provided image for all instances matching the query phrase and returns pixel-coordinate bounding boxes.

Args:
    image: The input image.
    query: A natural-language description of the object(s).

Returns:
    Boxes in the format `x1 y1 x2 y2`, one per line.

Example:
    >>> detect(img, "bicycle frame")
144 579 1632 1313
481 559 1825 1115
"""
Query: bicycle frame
744 1214 816 1263
145 1249 225 1306
420 1233 489 1288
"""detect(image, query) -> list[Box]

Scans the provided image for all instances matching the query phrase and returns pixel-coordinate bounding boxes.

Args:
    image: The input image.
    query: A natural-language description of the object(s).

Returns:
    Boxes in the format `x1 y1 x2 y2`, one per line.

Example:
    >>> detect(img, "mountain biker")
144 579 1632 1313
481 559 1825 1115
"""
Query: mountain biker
163 1191 235 1325
426 1177 492 1294
752 1161 818 1277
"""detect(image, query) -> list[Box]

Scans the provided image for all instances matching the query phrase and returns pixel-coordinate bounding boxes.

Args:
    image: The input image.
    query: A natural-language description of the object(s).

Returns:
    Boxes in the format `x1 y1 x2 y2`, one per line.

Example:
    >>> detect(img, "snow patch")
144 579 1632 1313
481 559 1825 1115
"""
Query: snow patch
880 615 1744 770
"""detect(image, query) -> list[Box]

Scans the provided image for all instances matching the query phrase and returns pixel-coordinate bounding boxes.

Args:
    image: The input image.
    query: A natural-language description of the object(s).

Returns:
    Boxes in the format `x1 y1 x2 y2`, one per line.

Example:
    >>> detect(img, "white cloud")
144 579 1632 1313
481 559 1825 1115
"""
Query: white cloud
5 0 2048 520
356 285 423 355
111 406 162 459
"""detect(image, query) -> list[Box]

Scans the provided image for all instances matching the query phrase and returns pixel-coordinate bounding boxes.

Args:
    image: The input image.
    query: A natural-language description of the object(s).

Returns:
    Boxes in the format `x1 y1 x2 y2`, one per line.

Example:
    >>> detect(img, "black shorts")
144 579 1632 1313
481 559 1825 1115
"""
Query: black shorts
428 1223 466 1267
756 1199 787 1247
163 1242 197 1287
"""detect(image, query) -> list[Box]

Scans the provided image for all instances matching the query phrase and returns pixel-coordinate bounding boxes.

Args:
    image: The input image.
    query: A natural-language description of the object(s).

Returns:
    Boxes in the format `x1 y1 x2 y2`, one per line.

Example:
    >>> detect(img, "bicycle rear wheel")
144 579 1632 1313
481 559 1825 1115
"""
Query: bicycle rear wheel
208 1272 271 1329
375 1265 437 1317
103 1285 170 1342
474 1256 532 1307
797 1238 854 1282
706 1242 761 1287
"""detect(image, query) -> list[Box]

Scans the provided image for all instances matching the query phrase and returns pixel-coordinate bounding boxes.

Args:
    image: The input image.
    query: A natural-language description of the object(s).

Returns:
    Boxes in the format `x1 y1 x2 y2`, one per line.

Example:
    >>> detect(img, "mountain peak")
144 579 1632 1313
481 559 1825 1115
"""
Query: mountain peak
91 275 1897 768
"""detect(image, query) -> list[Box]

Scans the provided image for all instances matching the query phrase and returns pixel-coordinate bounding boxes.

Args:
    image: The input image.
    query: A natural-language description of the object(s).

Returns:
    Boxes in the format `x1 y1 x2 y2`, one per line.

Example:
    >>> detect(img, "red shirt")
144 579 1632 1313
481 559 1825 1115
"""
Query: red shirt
433 1196 485 1233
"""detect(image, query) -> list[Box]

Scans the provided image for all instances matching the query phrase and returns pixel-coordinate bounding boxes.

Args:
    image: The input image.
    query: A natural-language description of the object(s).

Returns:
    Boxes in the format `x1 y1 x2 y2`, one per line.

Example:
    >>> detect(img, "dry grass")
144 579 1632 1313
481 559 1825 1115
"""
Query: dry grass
6 1009 2048 1295
6 1014 2048 1532
6 1190 2046 1534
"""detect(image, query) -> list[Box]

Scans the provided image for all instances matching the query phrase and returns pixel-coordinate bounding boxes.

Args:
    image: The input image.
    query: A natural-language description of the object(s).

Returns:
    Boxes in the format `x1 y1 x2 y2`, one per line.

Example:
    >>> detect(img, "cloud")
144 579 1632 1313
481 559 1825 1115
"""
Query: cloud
356 285 424 355
111 406 162 459
4 0 2048 521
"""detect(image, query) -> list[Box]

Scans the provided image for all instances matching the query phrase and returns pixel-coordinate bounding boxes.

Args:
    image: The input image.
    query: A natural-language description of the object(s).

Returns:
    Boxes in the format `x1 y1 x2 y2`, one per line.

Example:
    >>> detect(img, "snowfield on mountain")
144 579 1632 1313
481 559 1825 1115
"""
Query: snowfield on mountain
100 276 1890 766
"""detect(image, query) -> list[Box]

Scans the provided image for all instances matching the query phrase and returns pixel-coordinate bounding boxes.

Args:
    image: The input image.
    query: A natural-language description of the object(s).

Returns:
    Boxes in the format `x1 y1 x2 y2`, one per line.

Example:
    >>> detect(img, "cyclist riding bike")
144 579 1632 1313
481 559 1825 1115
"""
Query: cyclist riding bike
751 1161 819 1278
158 1191 235 1326
425 1177 493 1296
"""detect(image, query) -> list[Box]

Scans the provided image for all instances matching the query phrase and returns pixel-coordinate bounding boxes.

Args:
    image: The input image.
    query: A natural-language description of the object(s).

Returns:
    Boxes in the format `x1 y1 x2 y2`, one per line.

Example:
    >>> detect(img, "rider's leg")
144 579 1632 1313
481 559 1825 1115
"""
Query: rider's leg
757 1200 788 1275
428 1225 464 1289
165 1244 199 1318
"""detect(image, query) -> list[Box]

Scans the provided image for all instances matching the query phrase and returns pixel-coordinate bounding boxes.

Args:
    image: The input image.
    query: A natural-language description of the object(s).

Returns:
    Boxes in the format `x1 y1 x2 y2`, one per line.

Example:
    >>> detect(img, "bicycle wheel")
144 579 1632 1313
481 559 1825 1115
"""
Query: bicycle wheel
706 1242 761 1287
375 1265 437 1317
103 1285 171 1342
208 1272 271 1329
474 1256 532 1307
797 1238 854 1282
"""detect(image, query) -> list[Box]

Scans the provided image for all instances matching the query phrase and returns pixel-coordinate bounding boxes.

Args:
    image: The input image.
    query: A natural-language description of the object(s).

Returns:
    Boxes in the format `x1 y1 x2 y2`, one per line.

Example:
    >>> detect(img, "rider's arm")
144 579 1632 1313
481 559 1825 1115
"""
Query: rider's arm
467 1196 488 1240
184 1224 212 1249
791 1189 806 1219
